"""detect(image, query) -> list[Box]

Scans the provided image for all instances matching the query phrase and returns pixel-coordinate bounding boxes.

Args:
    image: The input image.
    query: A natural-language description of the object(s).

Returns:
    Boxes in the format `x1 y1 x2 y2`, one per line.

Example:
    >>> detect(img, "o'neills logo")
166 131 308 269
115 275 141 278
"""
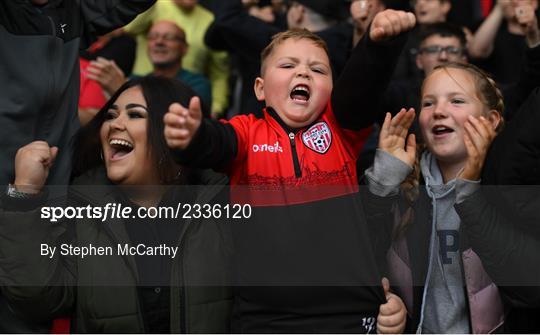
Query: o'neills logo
302 122 332 154
252 141 283 153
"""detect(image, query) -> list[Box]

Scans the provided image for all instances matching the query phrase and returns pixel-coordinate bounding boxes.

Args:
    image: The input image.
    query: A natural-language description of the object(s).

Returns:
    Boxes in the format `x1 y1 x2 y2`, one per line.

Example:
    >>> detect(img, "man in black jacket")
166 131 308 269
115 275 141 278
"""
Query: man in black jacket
0 0 156 188
0 0 157 331
458 87 540 333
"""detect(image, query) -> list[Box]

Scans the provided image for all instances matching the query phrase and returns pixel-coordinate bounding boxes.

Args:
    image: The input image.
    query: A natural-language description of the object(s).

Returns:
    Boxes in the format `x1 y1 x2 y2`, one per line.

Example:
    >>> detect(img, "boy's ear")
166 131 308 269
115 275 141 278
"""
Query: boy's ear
442 1 451 16
487 109 502 131
254 77 265 101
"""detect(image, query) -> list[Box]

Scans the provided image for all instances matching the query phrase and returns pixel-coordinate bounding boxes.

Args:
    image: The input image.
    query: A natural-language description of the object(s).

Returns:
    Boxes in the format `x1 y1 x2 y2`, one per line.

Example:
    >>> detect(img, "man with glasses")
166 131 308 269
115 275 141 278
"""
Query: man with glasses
88 20 212 112
393 0 453 81
415 25 467 75
377 23 467 131
358 22 465 174
123 0 230 119
381 20 540 131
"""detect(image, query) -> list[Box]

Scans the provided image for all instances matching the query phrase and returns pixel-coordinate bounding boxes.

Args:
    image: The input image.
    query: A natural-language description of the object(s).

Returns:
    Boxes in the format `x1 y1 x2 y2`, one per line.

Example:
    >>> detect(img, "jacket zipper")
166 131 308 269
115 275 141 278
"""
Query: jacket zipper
68 190 147 332
170 211 196 334
36 14 57 140
289 132 302 178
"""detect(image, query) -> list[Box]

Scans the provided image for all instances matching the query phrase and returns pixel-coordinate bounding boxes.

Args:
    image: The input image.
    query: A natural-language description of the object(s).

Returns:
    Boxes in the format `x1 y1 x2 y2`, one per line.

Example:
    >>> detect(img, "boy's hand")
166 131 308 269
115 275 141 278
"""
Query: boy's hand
370 9 416 42
14 141 58 194
458 115 497 181
379 108 416 168
164 97 203 150
377 277 407 334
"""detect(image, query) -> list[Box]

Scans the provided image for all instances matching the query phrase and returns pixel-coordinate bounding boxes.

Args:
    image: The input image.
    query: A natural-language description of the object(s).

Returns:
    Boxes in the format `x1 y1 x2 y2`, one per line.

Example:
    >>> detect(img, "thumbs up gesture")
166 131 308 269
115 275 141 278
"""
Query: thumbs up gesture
377 277 407 334
14 141 59 194
164 97 203 150
370 9 416 43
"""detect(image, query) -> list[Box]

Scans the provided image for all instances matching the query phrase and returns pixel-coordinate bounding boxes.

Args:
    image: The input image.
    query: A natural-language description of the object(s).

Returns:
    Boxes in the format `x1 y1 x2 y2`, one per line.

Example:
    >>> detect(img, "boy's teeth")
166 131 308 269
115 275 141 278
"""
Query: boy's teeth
291 85 310 101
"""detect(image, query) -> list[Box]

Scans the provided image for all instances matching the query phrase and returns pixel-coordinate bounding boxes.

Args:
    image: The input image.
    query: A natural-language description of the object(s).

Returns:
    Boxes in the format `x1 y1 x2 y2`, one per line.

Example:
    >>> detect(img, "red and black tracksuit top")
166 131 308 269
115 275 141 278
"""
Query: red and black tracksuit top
174 32 407 333
224 104 370 206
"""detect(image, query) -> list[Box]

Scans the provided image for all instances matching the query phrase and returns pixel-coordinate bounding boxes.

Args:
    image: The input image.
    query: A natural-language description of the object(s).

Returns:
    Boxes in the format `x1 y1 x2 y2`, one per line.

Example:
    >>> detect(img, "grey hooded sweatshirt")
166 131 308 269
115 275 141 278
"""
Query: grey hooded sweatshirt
366 149 480 334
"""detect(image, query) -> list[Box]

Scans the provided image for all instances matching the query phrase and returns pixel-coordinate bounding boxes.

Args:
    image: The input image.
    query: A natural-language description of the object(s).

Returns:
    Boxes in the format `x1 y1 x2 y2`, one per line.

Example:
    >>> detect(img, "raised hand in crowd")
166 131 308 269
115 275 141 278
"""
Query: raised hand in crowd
377 277 407 334
13 141 58 194
87 56 127 98
514 0 540 46
370 9 416 43
350 0 386 46
378 108 416 168
458 115 499 181
470 0 540 58
164 96 203 150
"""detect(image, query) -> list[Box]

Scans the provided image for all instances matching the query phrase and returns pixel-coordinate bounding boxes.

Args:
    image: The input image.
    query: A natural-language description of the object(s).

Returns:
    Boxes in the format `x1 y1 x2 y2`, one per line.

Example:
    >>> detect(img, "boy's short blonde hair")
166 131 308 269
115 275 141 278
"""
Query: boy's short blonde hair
260 29 330 75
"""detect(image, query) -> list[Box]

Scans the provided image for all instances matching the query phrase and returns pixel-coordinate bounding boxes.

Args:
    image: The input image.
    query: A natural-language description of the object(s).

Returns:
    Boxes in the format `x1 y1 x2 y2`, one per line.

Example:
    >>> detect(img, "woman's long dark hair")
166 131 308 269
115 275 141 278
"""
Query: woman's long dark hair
72 76 208 183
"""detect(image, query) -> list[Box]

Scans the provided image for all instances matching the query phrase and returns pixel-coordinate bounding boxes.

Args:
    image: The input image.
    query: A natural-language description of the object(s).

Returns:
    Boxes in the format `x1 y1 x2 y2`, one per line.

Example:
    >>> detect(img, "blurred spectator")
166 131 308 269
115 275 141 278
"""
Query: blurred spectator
80 28 136 77
469 0 540 85
350 0 387 46
384 23 468 121
447 0 485 29
79 58 108 126
385 21 540 125
243 0 277 23
358 21 540 174
87 21 212 115
79 29 136 126
392 0 452 81
124 0 230 118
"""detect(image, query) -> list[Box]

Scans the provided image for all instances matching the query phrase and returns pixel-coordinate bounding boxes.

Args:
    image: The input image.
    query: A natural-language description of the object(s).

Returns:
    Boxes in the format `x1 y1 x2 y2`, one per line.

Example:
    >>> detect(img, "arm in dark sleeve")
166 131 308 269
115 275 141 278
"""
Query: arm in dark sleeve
332 30 408 130
482 87 540 185
361 190 399 272
171 119 238 170
503 45 540 121
204 0 279 54
80 0 157 37
455 190 540 307
0 199 76 322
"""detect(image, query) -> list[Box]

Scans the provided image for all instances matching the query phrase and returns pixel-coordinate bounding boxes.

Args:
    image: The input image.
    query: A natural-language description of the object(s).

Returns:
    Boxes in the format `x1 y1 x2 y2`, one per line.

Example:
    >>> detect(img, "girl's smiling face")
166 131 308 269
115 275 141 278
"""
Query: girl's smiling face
419 67 498 165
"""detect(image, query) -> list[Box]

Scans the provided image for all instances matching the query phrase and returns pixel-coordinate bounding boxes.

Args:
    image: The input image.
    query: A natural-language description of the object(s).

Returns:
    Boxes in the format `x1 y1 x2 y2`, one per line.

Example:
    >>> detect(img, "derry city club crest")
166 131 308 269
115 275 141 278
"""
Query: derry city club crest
302 122 332 154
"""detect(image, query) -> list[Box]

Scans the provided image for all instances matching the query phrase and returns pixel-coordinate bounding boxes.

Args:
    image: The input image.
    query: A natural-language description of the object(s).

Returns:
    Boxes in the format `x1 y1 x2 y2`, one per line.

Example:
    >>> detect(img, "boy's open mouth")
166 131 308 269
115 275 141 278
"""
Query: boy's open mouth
109 138 134 160
290 84 310 102
432 126 454 135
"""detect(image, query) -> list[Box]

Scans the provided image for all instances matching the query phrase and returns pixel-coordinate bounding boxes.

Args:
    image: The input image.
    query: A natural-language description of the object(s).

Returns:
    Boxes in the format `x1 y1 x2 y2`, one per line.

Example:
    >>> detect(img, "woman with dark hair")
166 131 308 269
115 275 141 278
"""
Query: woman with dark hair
0 76 232 333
